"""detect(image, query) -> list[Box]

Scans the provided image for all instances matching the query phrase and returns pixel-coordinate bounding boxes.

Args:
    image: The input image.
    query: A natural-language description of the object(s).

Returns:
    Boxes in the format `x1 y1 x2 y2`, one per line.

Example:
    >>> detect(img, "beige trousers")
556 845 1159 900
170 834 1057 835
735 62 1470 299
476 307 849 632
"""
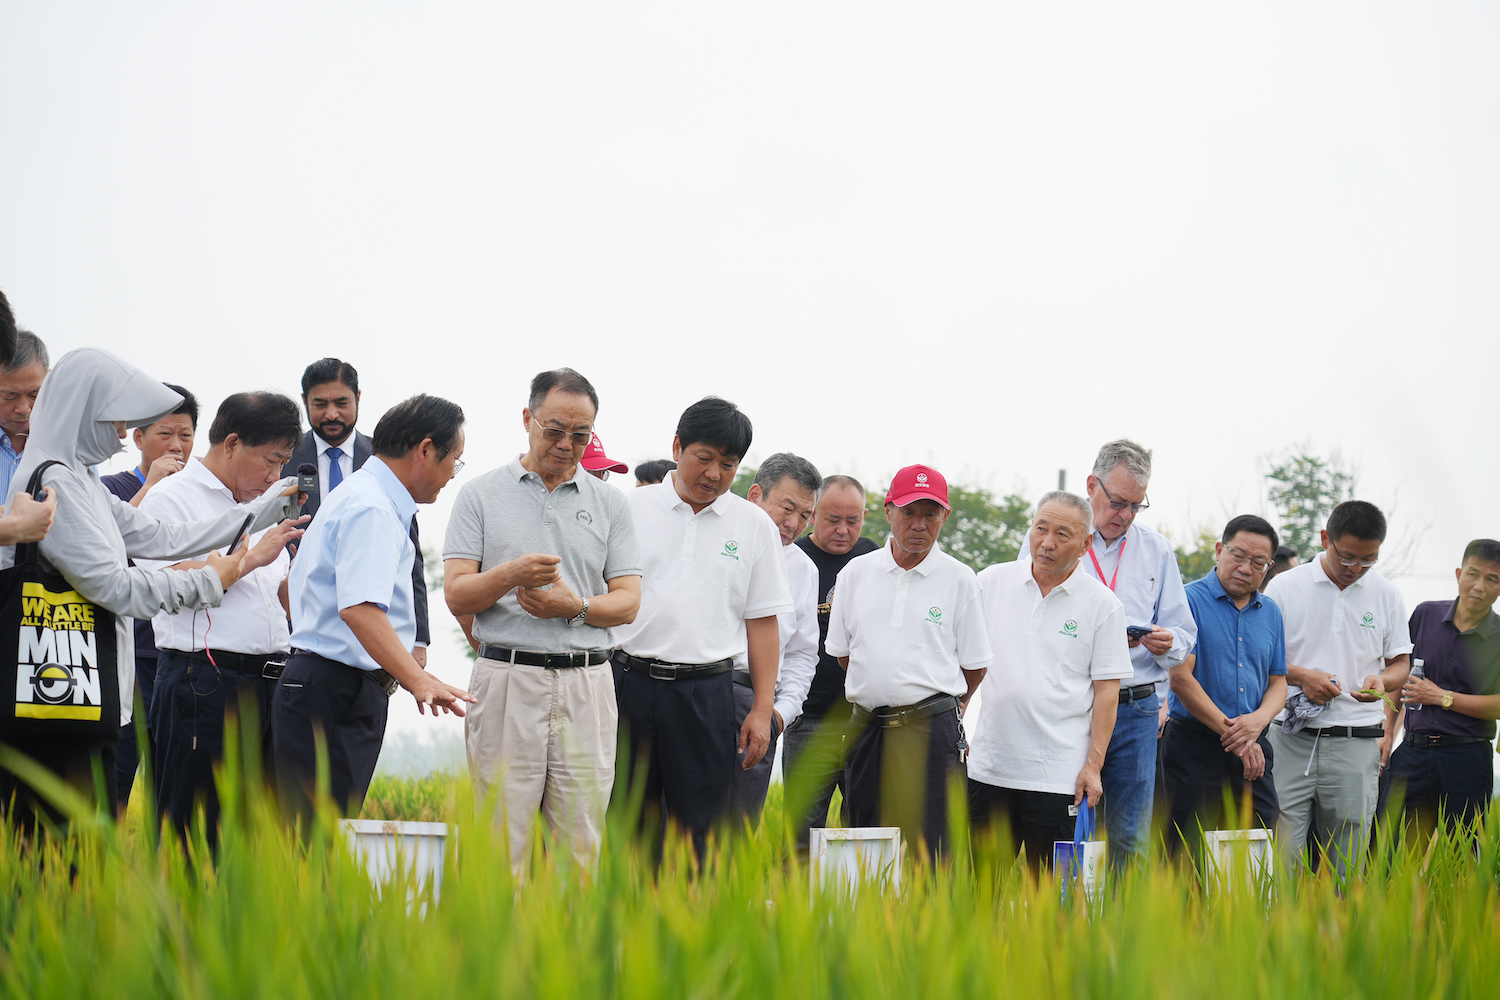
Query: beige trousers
465 656 617 868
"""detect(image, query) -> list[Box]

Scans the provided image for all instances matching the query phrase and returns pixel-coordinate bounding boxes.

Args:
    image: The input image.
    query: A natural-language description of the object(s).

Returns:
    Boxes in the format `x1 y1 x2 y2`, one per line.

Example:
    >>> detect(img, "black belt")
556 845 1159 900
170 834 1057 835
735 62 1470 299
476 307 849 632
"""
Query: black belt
478 644 610 668
614 651 734 681
1309 725 1386 739
1119 683 1157 705
733 667 752 687
290 648 399 698
167 647 286 680
1404 731 1491 748
852 693 961 729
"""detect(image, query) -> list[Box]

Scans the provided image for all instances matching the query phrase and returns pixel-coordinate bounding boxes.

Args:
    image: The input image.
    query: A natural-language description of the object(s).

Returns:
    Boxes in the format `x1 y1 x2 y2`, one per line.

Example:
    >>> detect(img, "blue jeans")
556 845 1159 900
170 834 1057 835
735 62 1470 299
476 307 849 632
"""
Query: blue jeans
1101 691 1159 865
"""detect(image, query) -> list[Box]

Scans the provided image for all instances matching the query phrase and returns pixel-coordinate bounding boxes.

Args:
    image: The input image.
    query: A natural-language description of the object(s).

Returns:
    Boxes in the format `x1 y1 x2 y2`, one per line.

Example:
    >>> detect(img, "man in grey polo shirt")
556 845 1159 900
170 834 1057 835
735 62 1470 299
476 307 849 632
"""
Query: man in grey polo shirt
444 368 641 868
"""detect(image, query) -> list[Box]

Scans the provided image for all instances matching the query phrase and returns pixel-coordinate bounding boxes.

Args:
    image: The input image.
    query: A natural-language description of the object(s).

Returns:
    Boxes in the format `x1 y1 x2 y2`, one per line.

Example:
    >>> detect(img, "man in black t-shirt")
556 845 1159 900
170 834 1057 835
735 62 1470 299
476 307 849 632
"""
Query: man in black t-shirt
786 474 879 849
1383 538 1500 838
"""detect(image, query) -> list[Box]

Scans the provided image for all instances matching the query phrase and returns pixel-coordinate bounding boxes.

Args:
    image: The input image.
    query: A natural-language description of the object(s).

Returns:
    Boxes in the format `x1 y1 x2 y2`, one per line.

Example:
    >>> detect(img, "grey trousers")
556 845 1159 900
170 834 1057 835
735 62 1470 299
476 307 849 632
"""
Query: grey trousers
727 680 781 826
1267 726 1380 877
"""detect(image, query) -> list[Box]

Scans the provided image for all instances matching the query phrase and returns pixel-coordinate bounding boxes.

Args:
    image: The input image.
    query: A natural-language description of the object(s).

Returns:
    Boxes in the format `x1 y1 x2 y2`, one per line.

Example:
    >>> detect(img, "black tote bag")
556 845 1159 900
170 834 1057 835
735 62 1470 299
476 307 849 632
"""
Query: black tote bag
0 461 120 741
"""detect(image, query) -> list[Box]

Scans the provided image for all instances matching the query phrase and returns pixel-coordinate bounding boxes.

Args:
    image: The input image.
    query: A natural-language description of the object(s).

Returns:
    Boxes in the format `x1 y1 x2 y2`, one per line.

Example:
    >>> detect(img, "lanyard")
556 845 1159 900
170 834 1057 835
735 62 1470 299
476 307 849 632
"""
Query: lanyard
1088 536 1126 592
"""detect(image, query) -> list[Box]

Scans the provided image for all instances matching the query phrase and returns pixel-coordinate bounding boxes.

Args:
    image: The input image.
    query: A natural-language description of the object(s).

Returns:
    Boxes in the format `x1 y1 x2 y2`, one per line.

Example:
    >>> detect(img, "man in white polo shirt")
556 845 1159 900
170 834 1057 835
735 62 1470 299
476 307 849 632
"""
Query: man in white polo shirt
727 452 822 825
826 464 992 859
968 491 1131 871
443 369 641 868
1266 500 1412 876
611 397 792 859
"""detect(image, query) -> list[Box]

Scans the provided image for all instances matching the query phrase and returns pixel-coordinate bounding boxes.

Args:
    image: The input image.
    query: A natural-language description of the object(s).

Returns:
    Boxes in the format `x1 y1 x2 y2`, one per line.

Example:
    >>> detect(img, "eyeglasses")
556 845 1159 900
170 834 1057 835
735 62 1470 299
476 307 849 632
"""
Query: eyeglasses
1328 539 1378 568
435 445 465 475
1098 479 1150 514
532 420 592 448
1222 545 1273 575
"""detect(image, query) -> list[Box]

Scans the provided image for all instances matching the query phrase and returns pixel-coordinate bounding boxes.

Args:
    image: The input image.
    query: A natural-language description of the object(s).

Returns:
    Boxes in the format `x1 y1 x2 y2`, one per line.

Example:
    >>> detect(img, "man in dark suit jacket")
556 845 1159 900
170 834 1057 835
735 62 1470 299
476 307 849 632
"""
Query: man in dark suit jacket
283 358 430 656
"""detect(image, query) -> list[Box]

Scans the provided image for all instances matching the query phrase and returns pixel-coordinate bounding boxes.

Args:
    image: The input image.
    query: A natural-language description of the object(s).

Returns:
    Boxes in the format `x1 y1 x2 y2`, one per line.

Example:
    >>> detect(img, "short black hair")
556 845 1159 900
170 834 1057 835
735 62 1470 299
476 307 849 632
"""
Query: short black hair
675 397 752 460
301 358 359 398
634 459 676 485
1326 500 1386 544
208 391 303 449
161 383 200 429
0 289 14 368
1462 539 1500 568
372 394 465 458
1222 514 1278 553
529 368 599 415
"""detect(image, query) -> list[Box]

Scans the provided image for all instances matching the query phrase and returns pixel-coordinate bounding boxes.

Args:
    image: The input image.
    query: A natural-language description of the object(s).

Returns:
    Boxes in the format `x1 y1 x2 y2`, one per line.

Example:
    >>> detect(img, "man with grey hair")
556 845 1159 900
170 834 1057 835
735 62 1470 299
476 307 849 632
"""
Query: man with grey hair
1020 439 1195 866
728 452 823 823
970 492 1132 870
0 330 49 500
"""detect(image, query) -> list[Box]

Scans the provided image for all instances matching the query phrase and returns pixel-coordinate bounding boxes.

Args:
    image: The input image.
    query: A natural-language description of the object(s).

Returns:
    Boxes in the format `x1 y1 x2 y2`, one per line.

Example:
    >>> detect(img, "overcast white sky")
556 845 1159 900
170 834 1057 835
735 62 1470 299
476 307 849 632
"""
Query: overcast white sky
4 2 1496 741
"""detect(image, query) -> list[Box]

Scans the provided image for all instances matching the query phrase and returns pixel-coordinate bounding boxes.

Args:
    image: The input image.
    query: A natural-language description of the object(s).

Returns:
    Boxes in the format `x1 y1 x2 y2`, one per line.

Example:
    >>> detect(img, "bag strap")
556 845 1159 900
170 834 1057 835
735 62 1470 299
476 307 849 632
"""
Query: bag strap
1068 802 1095 880
13 459 66 568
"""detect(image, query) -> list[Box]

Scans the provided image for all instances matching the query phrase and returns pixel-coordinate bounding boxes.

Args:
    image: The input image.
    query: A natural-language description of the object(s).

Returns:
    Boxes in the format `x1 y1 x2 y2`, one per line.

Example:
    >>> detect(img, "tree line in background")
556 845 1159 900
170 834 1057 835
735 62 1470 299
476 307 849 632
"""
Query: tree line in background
734 447 1411 583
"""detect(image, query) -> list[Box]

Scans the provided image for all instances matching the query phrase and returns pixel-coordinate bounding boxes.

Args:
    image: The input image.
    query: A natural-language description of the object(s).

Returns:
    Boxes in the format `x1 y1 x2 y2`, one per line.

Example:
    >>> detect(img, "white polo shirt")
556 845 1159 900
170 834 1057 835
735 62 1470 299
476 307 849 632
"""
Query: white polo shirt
613 480 792 664
825 542 993 711
968 559 1133 795
1266 556 1413 729
137 458 292 656
733 541 820 726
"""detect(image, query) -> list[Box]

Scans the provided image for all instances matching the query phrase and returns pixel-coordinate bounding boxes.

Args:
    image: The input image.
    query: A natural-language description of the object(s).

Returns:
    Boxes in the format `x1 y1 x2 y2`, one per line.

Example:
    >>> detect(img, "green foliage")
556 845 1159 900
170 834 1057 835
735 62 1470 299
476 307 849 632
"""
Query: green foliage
731 465 756 499
1173 527 1219 585
861 484 1031 572
6 750 1500 1000
1265 449 1352 559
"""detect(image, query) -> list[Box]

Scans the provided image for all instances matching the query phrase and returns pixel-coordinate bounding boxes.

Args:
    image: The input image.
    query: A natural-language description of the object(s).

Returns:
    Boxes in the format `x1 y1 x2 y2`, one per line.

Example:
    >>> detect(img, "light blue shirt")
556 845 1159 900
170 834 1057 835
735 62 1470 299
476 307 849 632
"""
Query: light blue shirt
0 431 24 500
289 457 418 671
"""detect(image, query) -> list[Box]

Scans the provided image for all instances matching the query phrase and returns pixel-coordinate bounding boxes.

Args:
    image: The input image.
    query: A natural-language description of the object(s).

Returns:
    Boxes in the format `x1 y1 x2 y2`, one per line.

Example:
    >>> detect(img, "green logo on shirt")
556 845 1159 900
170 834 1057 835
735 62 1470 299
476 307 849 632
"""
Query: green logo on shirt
1360 612 1376 629
1060 619 1079 638
926 606 943 625
721 540 739 561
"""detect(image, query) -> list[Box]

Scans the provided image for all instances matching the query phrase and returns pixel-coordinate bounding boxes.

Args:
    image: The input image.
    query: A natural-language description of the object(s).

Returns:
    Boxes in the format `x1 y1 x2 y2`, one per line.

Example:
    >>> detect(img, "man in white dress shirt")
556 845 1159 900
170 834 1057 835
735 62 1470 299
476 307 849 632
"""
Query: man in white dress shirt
827 464 993 859
139 392 308 843
1020 439 1196 866
1266 500 1411 876
969 492 1131 871
611 397 792 859
727 453 822 824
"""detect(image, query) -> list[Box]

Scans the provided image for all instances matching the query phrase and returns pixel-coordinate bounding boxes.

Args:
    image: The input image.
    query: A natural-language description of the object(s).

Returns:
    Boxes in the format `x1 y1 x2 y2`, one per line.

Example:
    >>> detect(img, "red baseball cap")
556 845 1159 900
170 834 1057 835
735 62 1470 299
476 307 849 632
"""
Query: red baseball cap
885 464 950 509
580 433 629 474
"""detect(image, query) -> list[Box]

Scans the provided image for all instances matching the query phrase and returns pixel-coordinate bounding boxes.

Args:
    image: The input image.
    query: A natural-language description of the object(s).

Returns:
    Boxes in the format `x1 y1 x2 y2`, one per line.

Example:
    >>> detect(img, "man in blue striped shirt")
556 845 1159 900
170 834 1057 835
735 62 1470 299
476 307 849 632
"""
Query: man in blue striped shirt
1163 515 1287 856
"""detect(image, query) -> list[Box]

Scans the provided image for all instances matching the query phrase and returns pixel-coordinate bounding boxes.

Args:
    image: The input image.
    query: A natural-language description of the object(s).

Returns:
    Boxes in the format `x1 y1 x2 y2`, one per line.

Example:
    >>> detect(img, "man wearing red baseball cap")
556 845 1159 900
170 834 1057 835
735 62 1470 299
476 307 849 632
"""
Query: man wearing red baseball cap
580 433 628 481
825 463 993 859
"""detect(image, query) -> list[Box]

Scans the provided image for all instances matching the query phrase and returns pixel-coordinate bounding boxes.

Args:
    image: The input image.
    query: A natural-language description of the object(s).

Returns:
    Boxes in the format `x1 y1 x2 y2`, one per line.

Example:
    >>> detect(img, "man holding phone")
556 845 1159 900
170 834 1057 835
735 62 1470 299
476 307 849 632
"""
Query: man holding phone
1019 440 1196 867
138 392 309 843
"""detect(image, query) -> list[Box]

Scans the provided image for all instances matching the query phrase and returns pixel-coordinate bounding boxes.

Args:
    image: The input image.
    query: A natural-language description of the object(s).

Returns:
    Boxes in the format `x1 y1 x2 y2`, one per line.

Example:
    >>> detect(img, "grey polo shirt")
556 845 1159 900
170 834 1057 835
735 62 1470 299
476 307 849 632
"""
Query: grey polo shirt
443 457 641 653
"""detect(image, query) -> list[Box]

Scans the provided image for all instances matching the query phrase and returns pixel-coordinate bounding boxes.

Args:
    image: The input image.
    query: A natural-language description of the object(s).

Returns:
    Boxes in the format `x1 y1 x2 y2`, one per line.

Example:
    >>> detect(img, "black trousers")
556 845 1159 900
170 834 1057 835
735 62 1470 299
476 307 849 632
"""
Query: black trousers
1161 716 1279 856
150 649 278 843
272 652 389 822
846 703 965 861
968 779 1076 871
0 733 117 837
1382 738 1494 834
612 657 736 861
116 655 159 810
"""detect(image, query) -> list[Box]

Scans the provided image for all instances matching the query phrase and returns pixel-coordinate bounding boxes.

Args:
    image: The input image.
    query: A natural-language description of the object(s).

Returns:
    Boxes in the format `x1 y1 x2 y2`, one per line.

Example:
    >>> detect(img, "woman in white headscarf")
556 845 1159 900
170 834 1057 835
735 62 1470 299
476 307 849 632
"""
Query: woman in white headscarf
0 347 299 827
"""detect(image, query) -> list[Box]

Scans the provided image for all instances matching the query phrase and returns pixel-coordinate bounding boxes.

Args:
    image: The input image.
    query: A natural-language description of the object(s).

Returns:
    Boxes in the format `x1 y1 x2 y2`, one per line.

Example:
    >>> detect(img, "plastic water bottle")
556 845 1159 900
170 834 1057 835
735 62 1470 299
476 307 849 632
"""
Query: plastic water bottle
1408 659 1424 717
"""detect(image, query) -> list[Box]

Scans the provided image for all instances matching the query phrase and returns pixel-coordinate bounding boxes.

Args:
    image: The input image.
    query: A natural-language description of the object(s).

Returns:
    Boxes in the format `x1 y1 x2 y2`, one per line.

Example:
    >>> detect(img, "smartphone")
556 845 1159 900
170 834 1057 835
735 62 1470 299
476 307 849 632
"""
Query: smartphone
224 513 254 555
1126 625 1153 640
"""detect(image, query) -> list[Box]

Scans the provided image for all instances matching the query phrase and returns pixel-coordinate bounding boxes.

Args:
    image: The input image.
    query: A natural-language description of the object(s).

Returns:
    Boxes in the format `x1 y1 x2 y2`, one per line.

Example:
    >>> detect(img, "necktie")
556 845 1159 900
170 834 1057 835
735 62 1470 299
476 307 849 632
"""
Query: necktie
327 446 345 492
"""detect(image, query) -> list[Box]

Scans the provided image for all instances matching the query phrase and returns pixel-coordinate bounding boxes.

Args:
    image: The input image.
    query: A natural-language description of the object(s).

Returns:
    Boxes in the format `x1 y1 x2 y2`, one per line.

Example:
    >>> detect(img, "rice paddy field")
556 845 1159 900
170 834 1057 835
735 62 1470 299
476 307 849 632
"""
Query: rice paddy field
3 750 1499 1000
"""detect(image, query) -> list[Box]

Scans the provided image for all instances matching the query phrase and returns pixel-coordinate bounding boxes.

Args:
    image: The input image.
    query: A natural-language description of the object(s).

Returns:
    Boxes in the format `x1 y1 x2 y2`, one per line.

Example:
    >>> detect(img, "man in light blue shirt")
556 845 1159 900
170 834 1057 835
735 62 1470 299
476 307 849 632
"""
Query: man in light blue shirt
1164 514 1286 856
274 393 475 820
0 330 49 501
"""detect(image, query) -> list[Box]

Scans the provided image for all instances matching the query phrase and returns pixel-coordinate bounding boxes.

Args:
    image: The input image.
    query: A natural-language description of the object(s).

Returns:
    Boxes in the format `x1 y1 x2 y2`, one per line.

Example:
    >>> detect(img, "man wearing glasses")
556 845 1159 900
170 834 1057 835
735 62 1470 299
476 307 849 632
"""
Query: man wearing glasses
1265 500 1411 876
1162 515 1286 857
444 369 641 869
1020 439 1195 867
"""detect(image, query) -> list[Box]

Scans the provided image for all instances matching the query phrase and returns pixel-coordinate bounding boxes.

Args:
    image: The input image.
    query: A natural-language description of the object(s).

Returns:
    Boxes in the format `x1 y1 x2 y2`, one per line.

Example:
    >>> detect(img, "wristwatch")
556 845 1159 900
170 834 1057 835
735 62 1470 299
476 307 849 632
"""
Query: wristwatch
566 598 590 628
1441 690 1455 709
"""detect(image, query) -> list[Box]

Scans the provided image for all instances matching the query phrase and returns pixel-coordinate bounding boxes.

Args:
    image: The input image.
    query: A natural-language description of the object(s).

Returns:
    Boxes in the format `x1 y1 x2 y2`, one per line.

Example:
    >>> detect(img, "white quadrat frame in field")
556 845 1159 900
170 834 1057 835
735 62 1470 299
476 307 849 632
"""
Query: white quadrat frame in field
809 827 903 899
